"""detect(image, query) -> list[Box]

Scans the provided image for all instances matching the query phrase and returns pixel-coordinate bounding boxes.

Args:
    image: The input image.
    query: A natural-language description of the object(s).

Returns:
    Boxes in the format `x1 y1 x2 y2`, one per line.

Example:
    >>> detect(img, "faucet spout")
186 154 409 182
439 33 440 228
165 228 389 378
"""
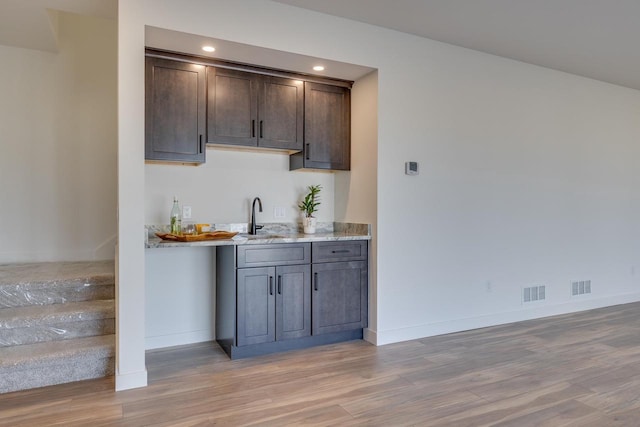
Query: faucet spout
250 197 263 235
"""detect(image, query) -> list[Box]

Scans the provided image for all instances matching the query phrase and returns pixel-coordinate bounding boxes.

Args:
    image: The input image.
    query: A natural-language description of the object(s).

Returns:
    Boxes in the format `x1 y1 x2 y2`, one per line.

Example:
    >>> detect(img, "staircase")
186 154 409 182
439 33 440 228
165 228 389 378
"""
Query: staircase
0 261 115 394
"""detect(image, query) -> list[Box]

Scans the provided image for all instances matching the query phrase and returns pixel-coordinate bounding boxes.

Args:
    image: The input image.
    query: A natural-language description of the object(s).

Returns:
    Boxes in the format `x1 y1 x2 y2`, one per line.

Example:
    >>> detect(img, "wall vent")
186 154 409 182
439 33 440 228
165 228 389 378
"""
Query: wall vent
523 285 546 303
571 280 592 296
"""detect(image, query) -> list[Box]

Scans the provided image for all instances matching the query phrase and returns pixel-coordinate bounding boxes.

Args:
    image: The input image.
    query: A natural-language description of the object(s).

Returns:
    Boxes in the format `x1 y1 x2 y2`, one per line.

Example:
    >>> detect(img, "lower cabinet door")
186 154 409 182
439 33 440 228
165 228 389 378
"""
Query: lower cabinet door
276 264 311 341
312 261 368 335
237 267 275 346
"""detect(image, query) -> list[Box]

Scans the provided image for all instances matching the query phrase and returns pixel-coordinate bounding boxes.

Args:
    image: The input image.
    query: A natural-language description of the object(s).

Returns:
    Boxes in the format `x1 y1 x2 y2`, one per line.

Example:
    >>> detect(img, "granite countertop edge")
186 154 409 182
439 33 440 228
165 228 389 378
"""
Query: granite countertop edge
145 222 371 249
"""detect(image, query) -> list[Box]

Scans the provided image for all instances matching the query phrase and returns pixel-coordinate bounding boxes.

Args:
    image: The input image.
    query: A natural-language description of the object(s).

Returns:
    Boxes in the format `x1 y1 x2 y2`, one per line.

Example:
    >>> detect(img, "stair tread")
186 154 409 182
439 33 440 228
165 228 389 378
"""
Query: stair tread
0 300 115 329
0 334 115 369
0 260 114 288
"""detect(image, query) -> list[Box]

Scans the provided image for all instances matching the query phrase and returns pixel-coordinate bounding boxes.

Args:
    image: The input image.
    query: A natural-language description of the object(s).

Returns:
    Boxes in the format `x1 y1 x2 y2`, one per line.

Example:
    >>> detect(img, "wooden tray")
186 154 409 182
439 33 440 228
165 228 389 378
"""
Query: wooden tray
155 231 238 242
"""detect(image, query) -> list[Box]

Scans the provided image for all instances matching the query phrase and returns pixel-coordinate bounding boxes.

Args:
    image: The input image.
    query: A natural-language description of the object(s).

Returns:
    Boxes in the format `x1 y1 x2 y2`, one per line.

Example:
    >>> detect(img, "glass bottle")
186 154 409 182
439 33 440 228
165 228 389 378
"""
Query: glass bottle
170 197 182 235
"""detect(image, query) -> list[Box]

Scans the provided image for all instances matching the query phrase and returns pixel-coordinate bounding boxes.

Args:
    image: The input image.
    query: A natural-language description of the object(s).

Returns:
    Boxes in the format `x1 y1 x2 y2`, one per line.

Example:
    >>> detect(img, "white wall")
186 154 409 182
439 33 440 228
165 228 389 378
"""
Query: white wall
0 12 117 263
117 0 148 391
376 47 640 343
145 247 216 349
119 0 640 389
335 70 379 336
146 149 334 225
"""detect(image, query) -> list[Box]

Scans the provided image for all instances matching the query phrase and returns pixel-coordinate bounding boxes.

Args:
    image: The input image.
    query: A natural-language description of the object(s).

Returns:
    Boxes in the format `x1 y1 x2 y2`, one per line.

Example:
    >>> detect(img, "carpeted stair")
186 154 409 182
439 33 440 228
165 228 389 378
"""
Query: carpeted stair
0 261 115 394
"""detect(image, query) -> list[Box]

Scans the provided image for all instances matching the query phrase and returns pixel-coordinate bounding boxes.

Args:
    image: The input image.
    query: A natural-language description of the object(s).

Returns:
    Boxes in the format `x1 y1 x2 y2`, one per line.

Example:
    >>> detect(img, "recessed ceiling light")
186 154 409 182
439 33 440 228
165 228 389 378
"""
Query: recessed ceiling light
202 46 216 53
313 65 325 71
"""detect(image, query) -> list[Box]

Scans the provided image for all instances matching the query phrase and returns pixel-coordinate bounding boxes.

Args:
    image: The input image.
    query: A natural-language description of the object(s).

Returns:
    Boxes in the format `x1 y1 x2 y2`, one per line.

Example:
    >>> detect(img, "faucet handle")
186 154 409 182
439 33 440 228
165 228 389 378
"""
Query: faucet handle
255 225 264 231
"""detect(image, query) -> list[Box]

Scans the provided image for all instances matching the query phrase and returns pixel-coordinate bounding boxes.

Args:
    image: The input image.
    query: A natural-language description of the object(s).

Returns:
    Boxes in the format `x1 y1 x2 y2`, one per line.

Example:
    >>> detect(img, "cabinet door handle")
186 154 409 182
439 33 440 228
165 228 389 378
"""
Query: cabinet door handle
269 276 273 295
259 120 263 138
199 135 203 153
314 272 318 291
277 275 282 294
306 143 310 160
252 120 256 138
331 250 350 254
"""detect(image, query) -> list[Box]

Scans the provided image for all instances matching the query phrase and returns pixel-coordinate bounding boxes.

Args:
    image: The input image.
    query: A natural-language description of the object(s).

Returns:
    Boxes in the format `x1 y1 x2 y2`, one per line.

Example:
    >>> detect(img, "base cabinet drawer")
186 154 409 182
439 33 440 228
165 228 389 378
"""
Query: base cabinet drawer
237 243 310 268
312 241 367 263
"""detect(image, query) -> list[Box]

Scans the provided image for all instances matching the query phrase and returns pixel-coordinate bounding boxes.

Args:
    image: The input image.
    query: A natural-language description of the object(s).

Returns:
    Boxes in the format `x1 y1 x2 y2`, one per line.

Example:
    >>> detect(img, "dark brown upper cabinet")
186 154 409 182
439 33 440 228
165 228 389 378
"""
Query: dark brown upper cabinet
145 57 206 163
207 67 304 151
290 82 351 171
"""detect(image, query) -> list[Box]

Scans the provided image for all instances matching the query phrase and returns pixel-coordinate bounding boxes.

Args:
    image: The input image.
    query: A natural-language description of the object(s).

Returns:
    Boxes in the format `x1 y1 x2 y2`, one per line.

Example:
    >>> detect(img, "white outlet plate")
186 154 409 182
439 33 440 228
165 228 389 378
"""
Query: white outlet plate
274 206 286 218
182 206 192 219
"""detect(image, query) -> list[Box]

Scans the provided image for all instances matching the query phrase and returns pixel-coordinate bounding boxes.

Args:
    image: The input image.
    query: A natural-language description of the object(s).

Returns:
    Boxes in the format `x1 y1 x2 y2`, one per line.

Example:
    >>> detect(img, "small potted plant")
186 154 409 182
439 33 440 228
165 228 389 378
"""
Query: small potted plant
298 185 321 234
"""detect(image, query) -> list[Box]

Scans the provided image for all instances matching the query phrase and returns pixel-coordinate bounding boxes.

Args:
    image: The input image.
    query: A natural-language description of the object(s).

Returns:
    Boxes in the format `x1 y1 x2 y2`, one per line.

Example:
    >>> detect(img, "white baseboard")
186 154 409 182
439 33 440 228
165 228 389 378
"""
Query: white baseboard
115 369 148 391
376 292 640 346
363 328 377 345
145 330 215 350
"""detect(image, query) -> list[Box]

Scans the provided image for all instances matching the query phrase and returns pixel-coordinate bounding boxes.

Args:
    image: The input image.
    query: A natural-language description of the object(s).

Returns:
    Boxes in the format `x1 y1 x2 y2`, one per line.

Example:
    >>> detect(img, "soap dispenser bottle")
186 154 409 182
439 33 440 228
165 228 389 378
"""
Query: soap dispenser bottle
170 196 182 235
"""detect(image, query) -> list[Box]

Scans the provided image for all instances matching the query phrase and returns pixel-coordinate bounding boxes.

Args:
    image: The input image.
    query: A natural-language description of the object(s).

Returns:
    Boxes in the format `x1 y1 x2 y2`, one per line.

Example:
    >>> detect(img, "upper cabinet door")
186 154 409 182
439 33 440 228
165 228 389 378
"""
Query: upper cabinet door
207 67 259 147
300 82 351 170
258 76 304 151
145 57 206 163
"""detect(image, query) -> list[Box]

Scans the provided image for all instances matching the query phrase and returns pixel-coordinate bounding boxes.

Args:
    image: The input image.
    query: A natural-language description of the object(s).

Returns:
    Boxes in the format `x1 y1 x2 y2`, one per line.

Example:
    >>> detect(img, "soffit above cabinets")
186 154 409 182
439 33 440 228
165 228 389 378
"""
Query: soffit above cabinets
145 26 375 82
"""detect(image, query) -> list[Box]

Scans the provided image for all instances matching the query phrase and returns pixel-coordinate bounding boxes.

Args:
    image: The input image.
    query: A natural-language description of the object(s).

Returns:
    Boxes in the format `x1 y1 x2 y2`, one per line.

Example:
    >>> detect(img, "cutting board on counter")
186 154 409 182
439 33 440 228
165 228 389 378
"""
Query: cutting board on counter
155 231 238 242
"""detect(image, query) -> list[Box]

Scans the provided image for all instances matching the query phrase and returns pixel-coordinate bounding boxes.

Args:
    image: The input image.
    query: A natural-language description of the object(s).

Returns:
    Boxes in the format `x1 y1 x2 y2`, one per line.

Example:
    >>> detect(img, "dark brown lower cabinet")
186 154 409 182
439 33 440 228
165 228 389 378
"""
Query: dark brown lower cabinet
216 241 367 359
237 264 310 346
312 261 368 335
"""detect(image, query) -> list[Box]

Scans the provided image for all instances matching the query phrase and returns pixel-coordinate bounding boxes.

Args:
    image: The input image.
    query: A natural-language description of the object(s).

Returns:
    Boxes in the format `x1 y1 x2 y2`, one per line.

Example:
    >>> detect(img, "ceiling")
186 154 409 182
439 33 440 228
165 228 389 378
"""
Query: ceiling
3 0 639 90
273 0 640 91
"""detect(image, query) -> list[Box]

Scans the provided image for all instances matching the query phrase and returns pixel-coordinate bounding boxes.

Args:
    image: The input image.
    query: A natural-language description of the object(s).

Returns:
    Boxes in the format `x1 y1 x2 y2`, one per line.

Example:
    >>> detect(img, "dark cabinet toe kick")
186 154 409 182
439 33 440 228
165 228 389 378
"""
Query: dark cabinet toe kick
218 329 364 360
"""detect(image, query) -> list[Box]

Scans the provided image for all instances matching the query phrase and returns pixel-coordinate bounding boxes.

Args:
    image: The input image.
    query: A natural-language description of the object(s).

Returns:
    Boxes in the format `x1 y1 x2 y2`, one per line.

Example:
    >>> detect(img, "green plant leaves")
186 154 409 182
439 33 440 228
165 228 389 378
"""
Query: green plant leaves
298 185 322 218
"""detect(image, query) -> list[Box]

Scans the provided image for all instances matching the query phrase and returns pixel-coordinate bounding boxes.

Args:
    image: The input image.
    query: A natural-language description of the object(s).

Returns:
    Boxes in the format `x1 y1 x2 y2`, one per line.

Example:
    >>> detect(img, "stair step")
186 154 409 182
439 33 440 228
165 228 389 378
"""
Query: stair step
0 300 115 347
0 335 115 394
0 261 114 308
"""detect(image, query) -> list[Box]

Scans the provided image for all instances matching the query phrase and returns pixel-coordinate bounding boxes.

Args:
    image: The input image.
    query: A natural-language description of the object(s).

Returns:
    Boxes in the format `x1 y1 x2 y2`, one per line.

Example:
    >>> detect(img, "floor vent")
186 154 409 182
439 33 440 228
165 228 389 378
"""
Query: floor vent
571 280 592 296
523 285 546 303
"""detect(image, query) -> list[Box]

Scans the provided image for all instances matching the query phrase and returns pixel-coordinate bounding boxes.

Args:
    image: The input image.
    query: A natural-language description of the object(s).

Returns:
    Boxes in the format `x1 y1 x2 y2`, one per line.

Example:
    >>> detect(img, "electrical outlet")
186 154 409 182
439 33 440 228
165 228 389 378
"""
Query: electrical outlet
274 206 286 219
182 206 192 219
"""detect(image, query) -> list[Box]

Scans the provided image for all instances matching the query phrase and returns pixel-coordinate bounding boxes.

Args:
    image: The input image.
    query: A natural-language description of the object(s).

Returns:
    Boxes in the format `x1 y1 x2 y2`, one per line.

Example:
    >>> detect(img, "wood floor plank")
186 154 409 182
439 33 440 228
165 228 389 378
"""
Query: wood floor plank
340 389 488 425
489 399 598 427
3 302 640 425
428 382 592 426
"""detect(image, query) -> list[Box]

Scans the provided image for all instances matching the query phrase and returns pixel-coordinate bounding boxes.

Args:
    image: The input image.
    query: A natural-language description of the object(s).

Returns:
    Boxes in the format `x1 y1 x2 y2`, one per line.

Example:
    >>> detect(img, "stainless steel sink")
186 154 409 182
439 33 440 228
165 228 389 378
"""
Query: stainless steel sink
239 233 285 240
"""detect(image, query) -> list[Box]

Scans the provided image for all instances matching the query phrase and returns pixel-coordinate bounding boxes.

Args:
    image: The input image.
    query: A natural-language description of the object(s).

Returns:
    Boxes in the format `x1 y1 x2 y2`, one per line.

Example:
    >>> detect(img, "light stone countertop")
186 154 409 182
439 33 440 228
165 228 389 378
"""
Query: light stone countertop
145 222 371 249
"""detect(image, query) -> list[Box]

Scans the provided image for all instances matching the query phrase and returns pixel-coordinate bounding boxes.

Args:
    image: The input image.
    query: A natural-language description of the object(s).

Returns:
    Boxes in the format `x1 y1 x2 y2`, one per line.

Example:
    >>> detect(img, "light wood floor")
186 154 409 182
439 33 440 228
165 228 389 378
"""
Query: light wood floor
2 303 640 426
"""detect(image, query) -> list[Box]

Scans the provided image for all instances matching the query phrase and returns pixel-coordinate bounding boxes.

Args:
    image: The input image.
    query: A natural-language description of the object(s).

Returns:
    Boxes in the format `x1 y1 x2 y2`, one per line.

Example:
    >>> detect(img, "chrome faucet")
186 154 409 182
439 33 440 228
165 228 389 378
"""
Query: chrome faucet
250 197 263 235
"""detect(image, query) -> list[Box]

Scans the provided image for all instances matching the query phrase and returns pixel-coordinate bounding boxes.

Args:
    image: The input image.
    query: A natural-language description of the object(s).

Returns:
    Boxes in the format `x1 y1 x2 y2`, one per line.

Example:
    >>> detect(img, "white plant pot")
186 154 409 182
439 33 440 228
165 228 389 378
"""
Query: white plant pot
303 217 317 234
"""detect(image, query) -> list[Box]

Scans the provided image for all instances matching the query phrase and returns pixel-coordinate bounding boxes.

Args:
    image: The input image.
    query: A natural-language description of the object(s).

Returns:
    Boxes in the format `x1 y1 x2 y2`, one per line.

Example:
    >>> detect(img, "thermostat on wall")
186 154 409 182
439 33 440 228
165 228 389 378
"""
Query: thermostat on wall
405 161 419 175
